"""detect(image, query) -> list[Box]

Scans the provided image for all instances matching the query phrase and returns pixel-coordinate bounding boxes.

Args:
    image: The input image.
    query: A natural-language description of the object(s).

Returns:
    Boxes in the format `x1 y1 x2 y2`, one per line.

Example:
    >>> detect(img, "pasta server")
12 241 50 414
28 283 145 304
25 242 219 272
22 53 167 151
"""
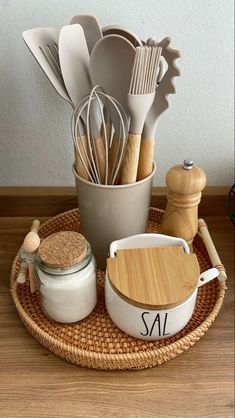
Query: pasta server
137 37 181 180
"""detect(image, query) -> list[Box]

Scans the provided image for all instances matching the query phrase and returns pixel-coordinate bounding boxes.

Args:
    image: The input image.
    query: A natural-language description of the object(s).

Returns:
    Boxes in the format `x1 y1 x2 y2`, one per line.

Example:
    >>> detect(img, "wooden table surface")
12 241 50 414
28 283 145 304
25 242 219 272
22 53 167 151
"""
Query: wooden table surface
0 215 234 418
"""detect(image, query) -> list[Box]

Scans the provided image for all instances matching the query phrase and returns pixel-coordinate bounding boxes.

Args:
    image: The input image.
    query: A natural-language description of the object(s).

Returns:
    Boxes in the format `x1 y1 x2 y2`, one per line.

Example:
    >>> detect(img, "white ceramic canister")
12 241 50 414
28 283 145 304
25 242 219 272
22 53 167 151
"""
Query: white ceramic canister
105 234 219 341
35 231 97 323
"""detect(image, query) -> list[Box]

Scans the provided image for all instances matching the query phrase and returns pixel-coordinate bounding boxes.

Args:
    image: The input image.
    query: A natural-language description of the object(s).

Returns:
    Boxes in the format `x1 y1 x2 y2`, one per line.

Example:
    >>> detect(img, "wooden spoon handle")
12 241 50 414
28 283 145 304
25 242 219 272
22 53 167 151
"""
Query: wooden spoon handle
120 133 141 184
109 137 120 174
137 138 155 180
74 134 90 181
30 219 40 233
28 262 37 293
94 136 106 184
108 136 124 184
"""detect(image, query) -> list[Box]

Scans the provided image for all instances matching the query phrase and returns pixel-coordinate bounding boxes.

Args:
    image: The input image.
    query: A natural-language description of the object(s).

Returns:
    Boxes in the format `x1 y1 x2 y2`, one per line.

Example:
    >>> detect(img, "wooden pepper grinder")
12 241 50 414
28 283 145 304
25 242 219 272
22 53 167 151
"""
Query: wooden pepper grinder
161 160 207 245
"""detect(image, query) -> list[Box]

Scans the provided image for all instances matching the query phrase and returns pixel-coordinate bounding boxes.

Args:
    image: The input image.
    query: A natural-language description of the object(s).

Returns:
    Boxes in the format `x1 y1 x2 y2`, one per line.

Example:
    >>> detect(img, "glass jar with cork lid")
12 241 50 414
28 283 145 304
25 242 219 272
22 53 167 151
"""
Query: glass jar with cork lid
35 231 97 323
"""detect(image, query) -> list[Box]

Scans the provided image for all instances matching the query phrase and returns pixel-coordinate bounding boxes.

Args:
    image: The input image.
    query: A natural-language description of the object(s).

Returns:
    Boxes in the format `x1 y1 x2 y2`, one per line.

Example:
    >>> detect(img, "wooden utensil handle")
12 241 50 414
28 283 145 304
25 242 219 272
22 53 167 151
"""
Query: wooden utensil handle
30 219 40 233
94 136 106 184
28 262 37 293
198 219 227 283
137 138 155 180
120 133 141 184
74 134 90 181
109 137 120 173
108 136 123 184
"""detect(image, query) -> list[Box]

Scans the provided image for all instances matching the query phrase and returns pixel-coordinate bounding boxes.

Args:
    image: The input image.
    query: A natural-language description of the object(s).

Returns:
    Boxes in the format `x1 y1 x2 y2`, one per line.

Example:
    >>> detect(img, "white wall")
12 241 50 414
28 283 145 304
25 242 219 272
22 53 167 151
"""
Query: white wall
0 0 234 186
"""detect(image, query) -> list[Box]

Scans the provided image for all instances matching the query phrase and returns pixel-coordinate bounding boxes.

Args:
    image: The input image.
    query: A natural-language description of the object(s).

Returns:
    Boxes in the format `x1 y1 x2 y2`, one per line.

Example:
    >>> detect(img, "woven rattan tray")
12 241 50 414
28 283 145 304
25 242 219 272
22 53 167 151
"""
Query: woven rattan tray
10 208 226 370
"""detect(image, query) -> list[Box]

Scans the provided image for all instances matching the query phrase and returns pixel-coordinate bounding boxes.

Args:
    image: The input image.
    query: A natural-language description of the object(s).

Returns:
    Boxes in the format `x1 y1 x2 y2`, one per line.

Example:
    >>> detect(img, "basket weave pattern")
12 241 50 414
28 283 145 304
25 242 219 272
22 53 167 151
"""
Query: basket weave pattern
10 208 226 370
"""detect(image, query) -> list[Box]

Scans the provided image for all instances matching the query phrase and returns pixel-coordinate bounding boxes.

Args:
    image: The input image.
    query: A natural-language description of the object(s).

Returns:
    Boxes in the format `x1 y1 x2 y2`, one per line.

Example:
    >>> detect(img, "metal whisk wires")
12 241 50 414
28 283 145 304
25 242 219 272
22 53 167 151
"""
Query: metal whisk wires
71 86 128 185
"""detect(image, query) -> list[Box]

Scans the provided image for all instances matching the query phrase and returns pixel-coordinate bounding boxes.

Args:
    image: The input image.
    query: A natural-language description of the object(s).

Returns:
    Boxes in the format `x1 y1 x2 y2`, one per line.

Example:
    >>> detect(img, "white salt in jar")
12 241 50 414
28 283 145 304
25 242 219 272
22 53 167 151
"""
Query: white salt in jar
35 231 97 323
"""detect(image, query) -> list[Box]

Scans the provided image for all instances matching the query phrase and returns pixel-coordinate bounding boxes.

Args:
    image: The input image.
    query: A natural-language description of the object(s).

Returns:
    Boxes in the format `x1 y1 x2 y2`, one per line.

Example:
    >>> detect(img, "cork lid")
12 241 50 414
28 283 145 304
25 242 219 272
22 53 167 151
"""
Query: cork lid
107 246 200 309
38 231 88 268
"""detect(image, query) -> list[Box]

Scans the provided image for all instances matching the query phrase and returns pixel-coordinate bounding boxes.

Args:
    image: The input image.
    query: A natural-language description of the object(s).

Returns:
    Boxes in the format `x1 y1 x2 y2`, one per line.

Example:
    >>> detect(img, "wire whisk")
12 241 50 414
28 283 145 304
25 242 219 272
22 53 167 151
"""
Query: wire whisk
71 86 128 185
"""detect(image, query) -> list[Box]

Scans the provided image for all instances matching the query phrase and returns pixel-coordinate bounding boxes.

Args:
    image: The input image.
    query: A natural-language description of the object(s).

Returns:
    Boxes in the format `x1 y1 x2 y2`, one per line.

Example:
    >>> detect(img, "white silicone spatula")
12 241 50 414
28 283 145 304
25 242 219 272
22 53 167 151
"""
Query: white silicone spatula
70 15 103 54
59 24 91 108
59 24 106 182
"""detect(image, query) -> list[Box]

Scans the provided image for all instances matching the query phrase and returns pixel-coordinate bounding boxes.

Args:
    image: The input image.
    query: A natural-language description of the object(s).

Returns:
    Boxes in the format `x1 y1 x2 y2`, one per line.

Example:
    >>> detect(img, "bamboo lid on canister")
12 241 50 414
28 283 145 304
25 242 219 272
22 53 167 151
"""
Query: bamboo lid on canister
38 231 88 268
107 246 200 309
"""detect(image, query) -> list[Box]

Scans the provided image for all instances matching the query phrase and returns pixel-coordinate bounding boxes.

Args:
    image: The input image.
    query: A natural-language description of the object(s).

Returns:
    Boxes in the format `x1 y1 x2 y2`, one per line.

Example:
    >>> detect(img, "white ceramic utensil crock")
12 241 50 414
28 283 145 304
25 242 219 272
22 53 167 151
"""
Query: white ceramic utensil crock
105 234 219 341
